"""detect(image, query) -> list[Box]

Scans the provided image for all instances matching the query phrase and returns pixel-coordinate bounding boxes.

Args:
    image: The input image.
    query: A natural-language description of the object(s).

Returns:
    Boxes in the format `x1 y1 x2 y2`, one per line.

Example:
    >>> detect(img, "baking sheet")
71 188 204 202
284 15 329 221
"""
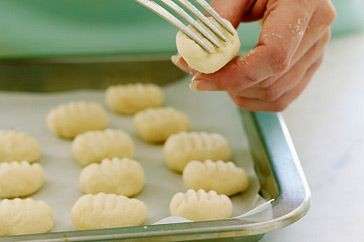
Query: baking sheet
0 79 272 231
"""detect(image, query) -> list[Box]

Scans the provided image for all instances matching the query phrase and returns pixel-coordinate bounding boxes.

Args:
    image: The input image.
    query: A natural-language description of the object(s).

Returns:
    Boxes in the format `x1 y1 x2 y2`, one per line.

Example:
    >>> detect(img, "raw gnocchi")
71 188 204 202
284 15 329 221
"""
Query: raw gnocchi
169 189 232 221
72 129 135 166
0 161 45 199
163 132 232 172
176 17 240 74
0 198 53 236
79 158 144 197
183 160 249 196
133 107 190 143
106 83 164 115
0 130 41 163
71 193 147 230
46 101 109 139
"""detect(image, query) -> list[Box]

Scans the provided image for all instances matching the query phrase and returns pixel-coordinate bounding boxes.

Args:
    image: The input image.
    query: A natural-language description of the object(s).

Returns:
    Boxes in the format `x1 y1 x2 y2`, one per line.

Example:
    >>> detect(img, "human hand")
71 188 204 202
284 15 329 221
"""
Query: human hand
172 0 336 111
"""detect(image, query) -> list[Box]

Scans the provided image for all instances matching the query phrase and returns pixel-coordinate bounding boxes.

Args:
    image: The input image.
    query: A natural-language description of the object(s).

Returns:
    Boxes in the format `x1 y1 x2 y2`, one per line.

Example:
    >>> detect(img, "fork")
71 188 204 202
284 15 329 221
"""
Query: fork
135 0 236 53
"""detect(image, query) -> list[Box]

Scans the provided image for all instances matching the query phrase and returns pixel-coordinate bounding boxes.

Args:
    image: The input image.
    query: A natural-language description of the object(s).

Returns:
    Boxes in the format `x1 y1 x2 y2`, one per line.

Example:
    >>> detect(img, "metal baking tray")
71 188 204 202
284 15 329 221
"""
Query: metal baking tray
0 58 310 242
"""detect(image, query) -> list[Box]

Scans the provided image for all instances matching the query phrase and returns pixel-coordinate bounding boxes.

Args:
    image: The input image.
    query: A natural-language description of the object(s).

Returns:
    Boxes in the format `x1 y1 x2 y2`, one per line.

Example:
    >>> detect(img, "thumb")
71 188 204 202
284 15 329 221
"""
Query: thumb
211 0 253 27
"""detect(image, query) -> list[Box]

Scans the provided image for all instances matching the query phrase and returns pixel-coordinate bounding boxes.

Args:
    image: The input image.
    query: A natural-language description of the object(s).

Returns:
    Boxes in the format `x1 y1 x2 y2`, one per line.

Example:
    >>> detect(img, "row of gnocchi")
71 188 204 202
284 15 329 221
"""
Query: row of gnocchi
0 83 249 236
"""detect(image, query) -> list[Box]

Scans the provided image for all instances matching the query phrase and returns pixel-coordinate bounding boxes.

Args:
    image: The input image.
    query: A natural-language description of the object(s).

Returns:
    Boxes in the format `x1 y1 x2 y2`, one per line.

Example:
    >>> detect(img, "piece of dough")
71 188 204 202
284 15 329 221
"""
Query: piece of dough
46 101 109 139
0 130 41 163
169 189 232 221
176 18 240 74
163 132 231 172
79 158 144 197
72 129 135 166
133 107 190 143
0 161 45 199
183 160 249 196
71 193 147 230
0 198 53 236
106 83 164 115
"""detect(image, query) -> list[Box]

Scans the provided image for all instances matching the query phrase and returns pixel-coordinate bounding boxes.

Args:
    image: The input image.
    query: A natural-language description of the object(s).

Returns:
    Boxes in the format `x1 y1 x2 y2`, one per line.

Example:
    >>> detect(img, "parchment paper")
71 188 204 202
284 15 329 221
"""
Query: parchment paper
0 79 272 231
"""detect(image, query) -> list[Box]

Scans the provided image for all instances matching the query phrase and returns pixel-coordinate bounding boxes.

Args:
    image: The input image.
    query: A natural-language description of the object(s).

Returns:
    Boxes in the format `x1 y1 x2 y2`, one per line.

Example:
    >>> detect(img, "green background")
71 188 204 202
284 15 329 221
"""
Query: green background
0 0 362 59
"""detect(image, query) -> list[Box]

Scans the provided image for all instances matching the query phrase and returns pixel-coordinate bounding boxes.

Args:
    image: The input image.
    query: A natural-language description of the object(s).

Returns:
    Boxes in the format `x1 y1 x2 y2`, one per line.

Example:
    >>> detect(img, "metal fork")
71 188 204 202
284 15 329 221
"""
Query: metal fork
135 0 236 53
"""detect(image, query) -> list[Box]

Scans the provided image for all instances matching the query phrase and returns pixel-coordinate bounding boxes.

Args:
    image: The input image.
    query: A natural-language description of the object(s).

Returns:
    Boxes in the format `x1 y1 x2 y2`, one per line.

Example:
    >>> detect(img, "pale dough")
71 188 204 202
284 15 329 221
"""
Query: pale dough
163 132 231 172
176 18 240 74
0 130 41 163
46 101 109 139
0 161 45 199
183 160 249 196
71 193 147 230
169 189 232 221
79 158 144 197
72 129 135 166
133 107 190 143
0 198 53 236
106 83 164 115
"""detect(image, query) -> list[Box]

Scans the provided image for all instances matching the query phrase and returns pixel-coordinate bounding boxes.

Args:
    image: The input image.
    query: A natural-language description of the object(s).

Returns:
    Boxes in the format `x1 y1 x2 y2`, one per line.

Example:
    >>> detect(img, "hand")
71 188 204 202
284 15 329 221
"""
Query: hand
173 0 336 111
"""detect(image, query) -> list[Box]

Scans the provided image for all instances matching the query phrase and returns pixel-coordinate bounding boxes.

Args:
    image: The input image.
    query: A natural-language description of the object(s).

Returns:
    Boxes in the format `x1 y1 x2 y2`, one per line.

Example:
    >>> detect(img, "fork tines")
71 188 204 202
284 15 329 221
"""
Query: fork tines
136 0 235 53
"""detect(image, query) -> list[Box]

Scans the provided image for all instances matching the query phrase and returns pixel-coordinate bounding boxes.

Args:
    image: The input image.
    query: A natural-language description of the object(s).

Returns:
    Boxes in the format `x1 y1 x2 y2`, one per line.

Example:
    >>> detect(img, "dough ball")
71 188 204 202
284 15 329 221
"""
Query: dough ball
71 193 147 230
0 198 53 236
183 160 249 196
133 107 190 143
169 189 232 221
79 158 144 197
0 130 41 163
176 18 240 74
46 101 109 139
72 129 135 166
163 132 231 172
0 161 45 198
106 83 164 115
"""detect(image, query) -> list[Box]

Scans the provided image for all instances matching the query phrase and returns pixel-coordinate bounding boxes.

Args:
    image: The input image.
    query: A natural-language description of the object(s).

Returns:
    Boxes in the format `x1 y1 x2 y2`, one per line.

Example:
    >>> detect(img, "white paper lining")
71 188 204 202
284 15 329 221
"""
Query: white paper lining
0 79 272 231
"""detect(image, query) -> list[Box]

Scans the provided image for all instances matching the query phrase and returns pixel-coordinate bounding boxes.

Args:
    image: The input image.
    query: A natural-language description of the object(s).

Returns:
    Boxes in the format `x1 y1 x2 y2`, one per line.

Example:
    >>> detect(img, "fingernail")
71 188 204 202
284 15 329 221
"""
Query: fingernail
189 79 199 91
170 54 180 65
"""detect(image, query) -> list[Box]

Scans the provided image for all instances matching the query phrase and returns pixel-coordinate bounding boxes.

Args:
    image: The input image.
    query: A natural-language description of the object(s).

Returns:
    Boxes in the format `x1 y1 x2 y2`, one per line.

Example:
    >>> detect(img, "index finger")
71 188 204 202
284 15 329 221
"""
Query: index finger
194 0 315 92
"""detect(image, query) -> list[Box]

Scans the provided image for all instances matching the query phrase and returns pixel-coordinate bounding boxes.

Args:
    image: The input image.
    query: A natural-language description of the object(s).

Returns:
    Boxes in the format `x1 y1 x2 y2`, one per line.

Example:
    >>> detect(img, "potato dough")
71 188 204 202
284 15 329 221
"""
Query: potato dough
133 107 190 143
71 193 147 230
176 18 240 74
0 198 53 236
79 158 144 197
0 130 41 163
183 160 249 196
72 129 135 166
163 132 231 172
169 189 232 221
0 161 45 198
46 101 109 139
106 83 164 115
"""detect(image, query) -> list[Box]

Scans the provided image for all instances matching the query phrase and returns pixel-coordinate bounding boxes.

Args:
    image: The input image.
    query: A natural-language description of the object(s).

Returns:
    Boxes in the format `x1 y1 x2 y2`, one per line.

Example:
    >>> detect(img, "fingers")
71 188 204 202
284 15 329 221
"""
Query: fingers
211 0 253 27
231 56 323 112
171 55 195 75
193 1 315 91
237 30 330 101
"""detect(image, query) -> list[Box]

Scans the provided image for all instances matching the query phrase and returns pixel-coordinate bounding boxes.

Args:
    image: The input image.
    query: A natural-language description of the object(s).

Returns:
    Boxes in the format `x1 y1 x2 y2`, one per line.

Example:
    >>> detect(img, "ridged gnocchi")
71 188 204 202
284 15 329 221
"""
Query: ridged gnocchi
0 198 53 236
169 189 232 221
71 193 147 230
0 130 41 163
72 129 135 166
46 101 109 139
163 132 232 172
133 107 190 143
183 160 249 196
106 83 164 115
0 161 45 198
79 158 144 197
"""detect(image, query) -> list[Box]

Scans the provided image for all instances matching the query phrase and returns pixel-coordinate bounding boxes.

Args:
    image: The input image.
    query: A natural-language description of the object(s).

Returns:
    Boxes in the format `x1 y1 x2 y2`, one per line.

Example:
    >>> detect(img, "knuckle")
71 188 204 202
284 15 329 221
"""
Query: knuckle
267 47 291 74
320 2 337 26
